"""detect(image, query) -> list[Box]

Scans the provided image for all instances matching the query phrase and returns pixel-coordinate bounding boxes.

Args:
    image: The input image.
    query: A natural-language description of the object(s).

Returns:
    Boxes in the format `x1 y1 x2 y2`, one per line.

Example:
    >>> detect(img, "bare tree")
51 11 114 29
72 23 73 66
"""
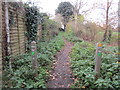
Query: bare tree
102 0 113 41
73 0 87 36
73 0 87 15
107 11 117 42
72 0 94 36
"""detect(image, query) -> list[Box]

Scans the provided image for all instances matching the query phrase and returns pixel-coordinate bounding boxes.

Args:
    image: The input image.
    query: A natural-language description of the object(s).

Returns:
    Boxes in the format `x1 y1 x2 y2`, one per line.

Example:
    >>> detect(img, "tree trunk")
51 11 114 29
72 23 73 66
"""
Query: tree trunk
103 29 107 41
75 13 78 36
108 29 112 43
103 8 109 42
103 0 111 42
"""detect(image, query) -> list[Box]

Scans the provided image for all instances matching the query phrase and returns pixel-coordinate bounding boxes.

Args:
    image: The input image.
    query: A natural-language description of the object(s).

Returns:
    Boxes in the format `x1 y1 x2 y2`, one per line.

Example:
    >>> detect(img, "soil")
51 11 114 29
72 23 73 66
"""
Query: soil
46 39 74 88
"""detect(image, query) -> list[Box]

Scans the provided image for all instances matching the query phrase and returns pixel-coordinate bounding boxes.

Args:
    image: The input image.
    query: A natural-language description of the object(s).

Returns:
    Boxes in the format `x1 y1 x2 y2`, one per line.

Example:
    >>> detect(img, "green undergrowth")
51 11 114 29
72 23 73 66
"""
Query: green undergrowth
64 32 83 42
70 41 119 89
3 33 64 88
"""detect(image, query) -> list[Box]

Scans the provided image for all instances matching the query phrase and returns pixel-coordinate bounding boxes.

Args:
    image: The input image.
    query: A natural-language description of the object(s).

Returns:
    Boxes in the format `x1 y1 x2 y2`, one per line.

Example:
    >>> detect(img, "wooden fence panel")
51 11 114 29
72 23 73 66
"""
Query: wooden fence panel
9 8 20 56
8 2 26 56
17 12 25 54
2 2 26 58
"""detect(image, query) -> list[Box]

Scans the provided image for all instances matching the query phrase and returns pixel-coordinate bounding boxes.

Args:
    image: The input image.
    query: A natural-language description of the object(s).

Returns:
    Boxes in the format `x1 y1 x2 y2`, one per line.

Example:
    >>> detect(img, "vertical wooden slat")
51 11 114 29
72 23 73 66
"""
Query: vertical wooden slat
17 5 26 54
0 0 2 88
2 2 8 61
2 2 26 59
16 10 20 54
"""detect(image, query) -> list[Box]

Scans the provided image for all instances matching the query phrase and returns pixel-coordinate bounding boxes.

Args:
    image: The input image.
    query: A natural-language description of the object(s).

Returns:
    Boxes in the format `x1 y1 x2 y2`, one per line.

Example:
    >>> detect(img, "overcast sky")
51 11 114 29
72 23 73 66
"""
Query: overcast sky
22 0 119 24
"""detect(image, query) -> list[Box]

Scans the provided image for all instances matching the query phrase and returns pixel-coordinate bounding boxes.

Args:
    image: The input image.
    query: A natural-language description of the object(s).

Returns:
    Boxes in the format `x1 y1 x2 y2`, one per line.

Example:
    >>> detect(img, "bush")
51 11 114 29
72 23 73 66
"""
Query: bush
64 32 83 42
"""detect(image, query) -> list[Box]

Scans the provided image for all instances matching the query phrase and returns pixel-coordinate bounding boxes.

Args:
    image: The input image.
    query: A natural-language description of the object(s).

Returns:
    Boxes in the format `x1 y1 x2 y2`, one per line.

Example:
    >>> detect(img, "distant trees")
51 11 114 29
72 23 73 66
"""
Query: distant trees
56 2 74 31
85 22 99 41
94 0 117 42
72 0 93 37
39 13 59 41
73 0 83 36
93 0 118 42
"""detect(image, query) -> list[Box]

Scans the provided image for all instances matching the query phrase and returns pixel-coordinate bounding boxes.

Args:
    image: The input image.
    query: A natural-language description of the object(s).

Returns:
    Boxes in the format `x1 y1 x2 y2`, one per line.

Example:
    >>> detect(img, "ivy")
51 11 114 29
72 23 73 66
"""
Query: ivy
2 33 65 88
24 3 39 42
70 41 119 89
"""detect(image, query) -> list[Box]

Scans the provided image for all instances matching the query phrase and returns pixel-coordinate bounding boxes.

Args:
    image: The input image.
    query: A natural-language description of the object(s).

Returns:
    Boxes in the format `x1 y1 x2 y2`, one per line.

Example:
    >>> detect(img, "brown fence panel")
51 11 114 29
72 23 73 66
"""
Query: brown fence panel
9 7 19 56
2 2 26 58
17 11 26 54
8 2 26 56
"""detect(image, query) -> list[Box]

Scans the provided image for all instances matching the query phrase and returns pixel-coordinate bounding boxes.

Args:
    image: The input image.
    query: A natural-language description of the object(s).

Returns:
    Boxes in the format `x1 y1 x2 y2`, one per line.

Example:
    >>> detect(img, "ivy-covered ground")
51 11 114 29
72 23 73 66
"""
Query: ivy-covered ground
3 32 119 89
67 32 119 89
3 33 64 88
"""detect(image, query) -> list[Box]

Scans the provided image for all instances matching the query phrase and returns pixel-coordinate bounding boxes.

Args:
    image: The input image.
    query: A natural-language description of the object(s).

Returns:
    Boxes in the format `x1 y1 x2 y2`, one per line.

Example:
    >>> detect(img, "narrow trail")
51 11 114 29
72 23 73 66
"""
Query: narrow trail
47 39 74 88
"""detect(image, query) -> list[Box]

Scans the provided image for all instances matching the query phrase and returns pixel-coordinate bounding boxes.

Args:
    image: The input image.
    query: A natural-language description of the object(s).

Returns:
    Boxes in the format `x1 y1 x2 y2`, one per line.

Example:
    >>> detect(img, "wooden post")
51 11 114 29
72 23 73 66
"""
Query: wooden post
31 41 38 76
95 43 103 78
0 0 2 89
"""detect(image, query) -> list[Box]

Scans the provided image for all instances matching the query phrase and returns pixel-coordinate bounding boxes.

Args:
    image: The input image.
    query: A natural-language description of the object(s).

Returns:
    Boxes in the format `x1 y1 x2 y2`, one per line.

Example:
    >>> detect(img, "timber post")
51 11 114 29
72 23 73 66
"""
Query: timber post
31 41 38 76
95 43 103 78
0 0 2 89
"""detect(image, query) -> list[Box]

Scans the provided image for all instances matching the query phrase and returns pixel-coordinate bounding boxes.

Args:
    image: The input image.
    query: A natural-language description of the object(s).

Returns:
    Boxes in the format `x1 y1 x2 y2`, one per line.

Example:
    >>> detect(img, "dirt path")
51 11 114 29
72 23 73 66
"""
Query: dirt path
46 39 74 88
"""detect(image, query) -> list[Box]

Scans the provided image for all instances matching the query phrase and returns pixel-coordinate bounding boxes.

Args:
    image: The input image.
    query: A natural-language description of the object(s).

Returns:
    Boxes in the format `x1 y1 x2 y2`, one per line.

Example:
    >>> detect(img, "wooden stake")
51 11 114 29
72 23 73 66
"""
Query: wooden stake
95 43 103 78
0 0 2 89
31 41 38 76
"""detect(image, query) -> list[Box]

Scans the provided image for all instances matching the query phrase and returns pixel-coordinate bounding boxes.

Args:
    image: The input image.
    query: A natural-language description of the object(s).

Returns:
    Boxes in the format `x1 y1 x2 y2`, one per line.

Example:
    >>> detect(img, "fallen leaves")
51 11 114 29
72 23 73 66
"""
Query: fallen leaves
50 74 56 80
82 86 86 88
47 40 74 88
66 62 69 65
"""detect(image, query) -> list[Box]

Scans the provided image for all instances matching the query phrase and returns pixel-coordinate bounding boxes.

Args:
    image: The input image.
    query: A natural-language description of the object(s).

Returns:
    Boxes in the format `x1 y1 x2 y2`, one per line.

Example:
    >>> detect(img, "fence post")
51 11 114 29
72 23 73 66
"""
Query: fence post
95 43 103 78
31 41 38 76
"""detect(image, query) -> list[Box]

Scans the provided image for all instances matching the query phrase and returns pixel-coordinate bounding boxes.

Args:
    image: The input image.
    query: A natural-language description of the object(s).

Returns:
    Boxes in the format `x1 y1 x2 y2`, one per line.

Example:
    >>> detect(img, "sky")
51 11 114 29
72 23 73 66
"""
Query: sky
22 0 119 25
